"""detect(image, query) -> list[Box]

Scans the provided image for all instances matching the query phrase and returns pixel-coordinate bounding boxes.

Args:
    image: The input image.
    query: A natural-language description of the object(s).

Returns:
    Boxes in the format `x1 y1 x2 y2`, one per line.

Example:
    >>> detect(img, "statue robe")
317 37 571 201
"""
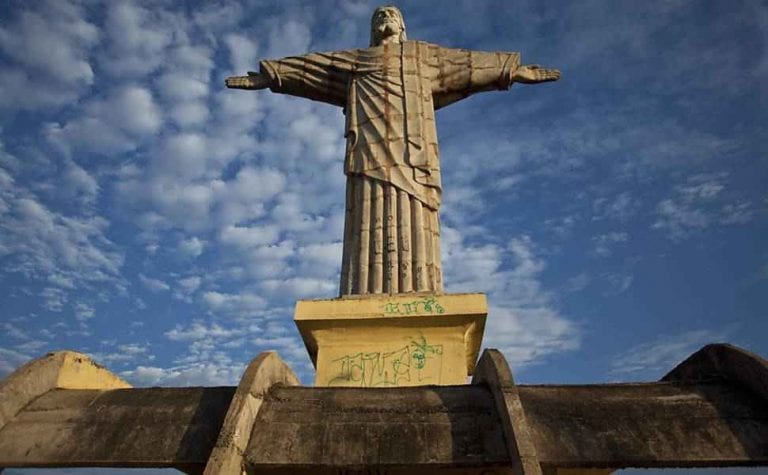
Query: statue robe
260 41 520 295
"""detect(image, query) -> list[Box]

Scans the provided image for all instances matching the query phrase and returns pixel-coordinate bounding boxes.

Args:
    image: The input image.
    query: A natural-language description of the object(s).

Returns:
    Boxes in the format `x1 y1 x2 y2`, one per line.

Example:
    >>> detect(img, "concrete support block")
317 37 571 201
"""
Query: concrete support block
0 351 130 432
203 351 299 475
473 349 542 475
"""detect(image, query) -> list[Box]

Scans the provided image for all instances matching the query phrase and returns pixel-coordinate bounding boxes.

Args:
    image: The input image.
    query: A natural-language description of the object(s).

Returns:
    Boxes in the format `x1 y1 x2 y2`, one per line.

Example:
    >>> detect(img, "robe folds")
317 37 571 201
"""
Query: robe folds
260 41 520 295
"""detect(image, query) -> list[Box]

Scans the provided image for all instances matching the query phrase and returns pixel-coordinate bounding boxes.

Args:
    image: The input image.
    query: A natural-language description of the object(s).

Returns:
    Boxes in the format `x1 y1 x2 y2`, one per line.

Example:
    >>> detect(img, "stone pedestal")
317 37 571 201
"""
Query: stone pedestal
294 293 487 387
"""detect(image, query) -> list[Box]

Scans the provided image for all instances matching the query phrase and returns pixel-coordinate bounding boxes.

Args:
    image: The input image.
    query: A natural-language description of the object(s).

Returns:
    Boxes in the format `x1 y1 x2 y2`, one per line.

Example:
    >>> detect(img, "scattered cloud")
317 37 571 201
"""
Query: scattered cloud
0 0 98 109
74 302 95 321
444 230 580 367
139 273 170 292
609 328 734 379
178 236 206 258
0 1 764 391
202 290 267 318
652 174 754 240
592 232 629 257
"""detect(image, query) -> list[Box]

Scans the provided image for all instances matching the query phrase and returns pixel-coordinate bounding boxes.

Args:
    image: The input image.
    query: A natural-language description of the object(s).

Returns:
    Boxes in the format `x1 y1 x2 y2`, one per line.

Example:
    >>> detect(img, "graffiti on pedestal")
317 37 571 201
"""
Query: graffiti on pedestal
382 296 444 316
327 334 443 387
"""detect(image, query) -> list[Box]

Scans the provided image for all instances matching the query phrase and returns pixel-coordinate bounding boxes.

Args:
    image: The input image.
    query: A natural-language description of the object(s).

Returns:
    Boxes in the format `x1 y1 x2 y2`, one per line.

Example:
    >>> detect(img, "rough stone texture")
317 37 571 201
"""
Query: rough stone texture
295 293 487 387
225 6 559 296
663 343 768 400
204 352 300 475
245 385 509 469
1 344 766 474
0 351 130 432
473 350 542 475
519 381 768 469
0 386 234 469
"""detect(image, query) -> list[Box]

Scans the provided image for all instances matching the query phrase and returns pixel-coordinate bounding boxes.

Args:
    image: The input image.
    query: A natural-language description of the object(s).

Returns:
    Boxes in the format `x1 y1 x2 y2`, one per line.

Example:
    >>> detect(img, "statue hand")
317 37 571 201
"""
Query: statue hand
225 71 270 90
512 64 561 84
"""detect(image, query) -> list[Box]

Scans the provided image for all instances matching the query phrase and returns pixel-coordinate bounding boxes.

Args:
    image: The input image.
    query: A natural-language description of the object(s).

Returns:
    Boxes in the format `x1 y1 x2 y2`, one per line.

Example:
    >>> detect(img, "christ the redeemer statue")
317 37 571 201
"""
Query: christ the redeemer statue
226 5 559 296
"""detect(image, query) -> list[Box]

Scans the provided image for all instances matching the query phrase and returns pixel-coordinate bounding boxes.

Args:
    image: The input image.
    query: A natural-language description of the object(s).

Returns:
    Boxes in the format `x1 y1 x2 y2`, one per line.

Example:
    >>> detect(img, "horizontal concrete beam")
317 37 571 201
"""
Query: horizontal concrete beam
2 344 767 473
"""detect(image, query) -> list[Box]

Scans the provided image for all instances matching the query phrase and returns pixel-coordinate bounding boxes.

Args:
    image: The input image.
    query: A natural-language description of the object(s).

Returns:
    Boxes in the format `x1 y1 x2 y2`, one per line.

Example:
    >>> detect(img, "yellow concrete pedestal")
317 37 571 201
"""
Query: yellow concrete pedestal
294 293 487 387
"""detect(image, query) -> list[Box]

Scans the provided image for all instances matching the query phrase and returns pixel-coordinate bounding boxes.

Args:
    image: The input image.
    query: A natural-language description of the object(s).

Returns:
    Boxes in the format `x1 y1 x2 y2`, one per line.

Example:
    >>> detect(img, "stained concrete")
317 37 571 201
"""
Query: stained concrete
0 386 234 470
246 384 509 469
519 380 768 470
1 345 767 474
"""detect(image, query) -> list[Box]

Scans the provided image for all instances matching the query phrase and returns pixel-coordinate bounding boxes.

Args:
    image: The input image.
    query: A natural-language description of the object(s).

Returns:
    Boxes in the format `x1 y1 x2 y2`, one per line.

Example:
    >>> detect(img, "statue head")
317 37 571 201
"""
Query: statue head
370 5 406 46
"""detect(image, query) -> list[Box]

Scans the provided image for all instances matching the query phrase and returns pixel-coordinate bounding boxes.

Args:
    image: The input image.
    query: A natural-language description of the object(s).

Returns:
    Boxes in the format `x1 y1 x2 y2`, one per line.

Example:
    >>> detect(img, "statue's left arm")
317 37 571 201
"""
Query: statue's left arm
430 45 560 109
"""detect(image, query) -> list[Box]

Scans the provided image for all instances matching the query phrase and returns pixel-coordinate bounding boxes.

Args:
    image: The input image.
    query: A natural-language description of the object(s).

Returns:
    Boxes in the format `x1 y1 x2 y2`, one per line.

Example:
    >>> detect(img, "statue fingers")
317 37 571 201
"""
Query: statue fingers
536 69 560 81
225 75 256 89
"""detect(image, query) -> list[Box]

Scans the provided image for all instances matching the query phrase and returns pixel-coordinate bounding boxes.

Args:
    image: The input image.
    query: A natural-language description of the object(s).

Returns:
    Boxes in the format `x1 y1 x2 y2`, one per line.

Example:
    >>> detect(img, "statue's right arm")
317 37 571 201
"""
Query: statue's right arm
224 71 271 90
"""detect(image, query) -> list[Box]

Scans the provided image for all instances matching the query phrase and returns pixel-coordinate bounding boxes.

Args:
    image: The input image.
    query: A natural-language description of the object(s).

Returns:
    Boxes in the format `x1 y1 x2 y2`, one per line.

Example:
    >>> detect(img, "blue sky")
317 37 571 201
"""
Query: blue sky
0 0 766 473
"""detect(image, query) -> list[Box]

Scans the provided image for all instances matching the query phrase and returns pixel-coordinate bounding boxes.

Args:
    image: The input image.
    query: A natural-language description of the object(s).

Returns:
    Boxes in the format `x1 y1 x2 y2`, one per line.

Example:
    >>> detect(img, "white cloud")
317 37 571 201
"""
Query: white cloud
74 302 95 321
122 362 245 387
720 201 753 225
610 328 733 379
0 347 33 378
40 287 66 312
93 342 152 364
46 85 162 155
606 273 634 294
297 242 343 276
139 273 171 292
178 236 206 258
202 290 267 318
0 0 98 110
443 230 580 367
63 160 99 205
165 321 238 341
178 275 202 294
592 231 629 257
220 225 280 248
260 277 337 299
0 179 123 290
225 33 259 73
99 2 172 78
652 174 753 240
592 192 638 221
265 19 312 59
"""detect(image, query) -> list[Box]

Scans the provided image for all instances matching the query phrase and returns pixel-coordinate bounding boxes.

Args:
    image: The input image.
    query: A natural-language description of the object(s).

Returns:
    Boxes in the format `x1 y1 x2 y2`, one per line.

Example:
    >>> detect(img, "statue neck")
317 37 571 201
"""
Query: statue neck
373 31 402 46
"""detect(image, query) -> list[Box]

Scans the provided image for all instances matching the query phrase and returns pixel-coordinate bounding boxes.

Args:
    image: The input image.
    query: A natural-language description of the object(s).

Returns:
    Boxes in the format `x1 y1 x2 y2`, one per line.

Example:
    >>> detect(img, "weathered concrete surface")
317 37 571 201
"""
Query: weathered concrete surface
0 351 130 432
1 344 766 474
243 345 768 473
0 386 234 469
663 343 768 400
472 349 542 475
245 385 509 469
519 380 768 469
204 352 299 475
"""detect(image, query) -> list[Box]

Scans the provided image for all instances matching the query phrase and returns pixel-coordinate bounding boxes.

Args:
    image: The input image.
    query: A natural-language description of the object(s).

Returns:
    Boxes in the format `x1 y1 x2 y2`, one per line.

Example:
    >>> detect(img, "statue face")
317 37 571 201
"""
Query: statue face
370 6 405 45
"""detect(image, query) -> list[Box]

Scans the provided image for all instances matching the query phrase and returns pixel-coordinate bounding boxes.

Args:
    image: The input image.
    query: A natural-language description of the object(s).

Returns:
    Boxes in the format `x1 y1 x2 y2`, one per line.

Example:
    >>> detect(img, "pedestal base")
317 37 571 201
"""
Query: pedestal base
294 293 487 387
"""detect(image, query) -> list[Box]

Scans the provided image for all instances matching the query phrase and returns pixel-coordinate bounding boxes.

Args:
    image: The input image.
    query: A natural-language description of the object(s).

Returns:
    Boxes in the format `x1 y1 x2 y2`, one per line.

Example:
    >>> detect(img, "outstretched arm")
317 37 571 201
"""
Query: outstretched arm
225 71 271 90
511 64 561 84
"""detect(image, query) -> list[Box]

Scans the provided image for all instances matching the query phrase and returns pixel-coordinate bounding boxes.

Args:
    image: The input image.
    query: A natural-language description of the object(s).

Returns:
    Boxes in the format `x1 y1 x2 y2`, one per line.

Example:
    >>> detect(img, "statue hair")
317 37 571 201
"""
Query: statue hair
369 5 407 46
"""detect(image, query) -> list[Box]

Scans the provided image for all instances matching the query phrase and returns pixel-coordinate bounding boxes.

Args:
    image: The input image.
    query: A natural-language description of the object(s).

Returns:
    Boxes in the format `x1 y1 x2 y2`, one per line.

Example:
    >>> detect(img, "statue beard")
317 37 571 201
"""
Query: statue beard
373 22 401 43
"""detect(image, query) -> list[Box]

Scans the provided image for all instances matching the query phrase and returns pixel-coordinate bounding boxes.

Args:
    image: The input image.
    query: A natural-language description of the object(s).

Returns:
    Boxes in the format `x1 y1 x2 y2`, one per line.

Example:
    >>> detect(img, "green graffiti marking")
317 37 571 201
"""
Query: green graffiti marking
383 296 444 316
327 333 443 387
409 334 443 369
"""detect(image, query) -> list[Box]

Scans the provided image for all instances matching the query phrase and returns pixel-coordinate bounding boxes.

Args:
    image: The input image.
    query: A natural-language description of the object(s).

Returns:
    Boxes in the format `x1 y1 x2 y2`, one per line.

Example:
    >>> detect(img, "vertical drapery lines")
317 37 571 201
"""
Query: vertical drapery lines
341 175 442 295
